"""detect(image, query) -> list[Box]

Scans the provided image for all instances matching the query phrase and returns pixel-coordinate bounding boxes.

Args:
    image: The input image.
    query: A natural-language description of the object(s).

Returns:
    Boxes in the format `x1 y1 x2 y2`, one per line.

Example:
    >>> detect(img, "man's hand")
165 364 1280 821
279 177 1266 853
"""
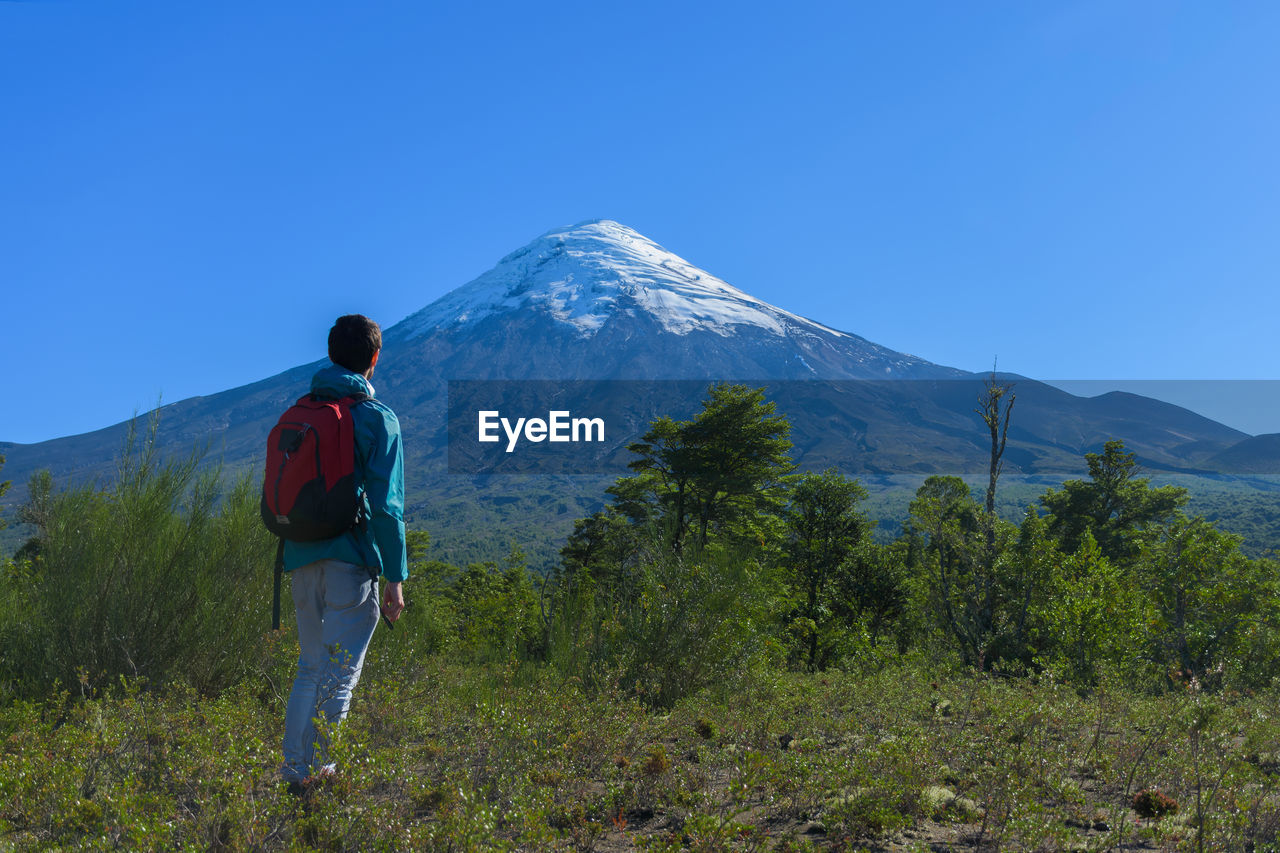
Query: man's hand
382 581 405 623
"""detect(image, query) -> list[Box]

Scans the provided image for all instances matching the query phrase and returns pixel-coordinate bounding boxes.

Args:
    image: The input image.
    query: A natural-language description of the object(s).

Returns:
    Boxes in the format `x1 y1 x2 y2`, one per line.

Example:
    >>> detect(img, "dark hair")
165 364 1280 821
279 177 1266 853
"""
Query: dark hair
328 314 382 373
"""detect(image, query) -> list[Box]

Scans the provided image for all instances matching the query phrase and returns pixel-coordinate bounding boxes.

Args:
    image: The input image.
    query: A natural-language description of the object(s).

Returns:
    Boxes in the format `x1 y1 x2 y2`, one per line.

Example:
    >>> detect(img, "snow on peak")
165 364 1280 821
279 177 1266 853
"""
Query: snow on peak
398 219 849 340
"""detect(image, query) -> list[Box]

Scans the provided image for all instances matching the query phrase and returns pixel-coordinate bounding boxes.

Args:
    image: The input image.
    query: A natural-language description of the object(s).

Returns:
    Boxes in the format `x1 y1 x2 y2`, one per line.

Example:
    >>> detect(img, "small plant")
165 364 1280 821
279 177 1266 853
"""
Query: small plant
1132 787 1178 818
694 717 717 740
826 788 913 836
643 744 671 776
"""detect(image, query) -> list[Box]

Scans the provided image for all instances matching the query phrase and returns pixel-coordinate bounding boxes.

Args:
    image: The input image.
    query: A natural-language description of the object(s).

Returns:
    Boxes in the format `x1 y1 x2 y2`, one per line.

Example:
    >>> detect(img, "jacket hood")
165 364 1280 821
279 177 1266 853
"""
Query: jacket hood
310 363 375 398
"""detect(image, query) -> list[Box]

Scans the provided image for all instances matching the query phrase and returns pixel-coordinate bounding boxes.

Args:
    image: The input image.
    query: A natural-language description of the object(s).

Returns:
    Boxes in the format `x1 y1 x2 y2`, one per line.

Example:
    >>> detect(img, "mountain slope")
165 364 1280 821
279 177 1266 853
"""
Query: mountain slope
0 219 1270 568
1205 434 1280 474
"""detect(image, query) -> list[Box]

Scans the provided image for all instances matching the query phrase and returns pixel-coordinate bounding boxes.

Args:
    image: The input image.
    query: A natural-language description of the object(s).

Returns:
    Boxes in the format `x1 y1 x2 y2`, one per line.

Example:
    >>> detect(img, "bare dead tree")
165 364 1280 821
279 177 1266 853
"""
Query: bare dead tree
974 366 1015 664
976 368 1016 524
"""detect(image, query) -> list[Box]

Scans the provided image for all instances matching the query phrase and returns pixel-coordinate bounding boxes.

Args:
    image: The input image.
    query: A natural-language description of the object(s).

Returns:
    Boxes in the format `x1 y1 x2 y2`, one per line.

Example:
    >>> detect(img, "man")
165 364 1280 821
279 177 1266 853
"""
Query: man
281 313 406 794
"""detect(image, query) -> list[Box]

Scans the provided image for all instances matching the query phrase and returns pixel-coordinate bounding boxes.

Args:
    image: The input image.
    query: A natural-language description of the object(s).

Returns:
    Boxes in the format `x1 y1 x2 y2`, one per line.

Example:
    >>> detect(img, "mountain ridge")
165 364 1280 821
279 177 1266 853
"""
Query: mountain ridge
0 220 1272 569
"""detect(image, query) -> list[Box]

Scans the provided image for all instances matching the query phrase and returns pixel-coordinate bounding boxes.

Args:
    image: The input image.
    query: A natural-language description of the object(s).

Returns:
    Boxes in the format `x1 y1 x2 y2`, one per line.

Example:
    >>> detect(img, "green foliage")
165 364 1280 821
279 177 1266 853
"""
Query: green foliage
552 530 782 707
554 392 1280 695
1138 516 1279 689
1183 480 1280 558
400 528 456 652
906 476 1020 667
830 538 910 656
406 474 605 573
0 421 275 696
1033 532 1150 687
391 531 545 666
6 645 1280 849
17 385 1280 847
623 383 794 551
447 546 545 663
550 384 797 704
781 469 871 670
982 507 1058 667
1040 439 1189 563
558 505 642 605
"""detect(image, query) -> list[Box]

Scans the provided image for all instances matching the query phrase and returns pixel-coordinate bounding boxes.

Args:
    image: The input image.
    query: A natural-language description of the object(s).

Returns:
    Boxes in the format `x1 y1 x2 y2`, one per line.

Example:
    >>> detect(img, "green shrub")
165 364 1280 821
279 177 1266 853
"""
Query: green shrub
550 527 781 707
1034 532 1151 689
0 421 275 696
447 547 544 664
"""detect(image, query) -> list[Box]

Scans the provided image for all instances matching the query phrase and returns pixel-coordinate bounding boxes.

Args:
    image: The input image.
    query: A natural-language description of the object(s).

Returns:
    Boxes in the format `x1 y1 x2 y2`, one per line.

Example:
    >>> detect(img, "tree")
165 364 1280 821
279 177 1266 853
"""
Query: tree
448 545 542 662
549 385 795 703
782 469 869 670
972 373 1013 525
4 431 275 694
832 540 908 650
907 475 1034 668
1040 440 1187 563
907 476 986 665
975 374 1015 656
1034 531 1149 688
624 383 794 551
558 508 641 605
1139 516 1272 688
987 507 1058 667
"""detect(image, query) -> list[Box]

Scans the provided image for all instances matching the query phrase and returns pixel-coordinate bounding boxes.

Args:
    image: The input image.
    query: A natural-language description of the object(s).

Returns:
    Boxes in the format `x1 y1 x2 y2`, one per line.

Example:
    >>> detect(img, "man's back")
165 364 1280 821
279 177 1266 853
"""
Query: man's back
282 362 407 584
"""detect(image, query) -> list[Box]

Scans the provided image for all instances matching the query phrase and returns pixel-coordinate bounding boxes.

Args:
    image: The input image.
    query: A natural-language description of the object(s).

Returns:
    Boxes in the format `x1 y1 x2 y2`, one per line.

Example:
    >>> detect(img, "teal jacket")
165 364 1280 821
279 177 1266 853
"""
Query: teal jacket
282 364 408 582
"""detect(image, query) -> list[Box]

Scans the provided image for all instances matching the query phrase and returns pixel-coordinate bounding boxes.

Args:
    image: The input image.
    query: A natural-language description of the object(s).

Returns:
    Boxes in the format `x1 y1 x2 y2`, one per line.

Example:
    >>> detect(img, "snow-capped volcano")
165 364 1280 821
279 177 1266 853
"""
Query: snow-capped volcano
400 219 853 340
387 219 958 381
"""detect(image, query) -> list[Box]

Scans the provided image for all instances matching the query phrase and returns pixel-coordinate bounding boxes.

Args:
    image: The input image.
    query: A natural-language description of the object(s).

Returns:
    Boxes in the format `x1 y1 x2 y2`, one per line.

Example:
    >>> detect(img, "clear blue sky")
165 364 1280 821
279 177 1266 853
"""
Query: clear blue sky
3 1 1279 444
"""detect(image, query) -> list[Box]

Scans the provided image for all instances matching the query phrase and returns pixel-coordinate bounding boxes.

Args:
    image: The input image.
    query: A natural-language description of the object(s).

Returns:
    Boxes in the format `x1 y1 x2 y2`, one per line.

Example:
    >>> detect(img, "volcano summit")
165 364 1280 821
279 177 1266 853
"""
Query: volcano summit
382 220 963 381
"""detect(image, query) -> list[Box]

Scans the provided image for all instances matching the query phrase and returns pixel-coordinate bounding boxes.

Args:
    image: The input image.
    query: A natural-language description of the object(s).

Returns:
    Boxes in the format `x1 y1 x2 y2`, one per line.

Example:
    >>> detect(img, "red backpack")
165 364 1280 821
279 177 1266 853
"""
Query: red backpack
261 392 370 540
261 392 369 627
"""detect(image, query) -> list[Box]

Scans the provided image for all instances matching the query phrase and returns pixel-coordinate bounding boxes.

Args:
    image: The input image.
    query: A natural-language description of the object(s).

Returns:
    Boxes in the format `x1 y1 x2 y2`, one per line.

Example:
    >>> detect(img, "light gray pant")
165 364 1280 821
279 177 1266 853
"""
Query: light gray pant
281 559 380 783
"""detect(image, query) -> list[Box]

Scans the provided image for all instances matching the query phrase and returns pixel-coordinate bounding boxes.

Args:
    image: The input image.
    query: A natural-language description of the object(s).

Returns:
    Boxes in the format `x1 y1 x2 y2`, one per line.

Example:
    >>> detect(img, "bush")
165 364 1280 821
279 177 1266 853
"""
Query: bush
447 547 544 664
1034 532 1151 689
1132 787 1178 818
0 421 275 696
550 527 781 707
